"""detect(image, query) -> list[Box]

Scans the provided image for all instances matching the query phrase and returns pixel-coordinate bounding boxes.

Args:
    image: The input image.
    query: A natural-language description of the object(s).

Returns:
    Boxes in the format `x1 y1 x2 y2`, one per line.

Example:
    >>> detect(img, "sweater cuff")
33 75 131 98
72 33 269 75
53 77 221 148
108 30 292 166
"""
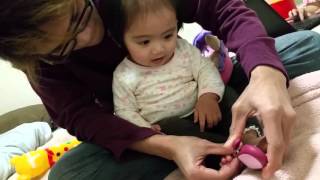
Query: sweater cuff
198 87 224 102
106 128 157 159
238 37 289 87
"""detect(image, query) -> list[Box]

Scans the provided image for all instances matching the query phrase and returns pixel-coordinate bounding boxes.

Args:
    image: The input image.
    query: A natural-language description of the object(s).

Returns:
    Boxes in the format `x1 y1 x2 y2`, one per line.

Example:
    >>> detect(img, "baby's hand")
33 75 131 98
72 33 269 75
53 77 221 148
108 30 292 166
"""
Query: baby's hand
151 124 162 133
194 93 221 132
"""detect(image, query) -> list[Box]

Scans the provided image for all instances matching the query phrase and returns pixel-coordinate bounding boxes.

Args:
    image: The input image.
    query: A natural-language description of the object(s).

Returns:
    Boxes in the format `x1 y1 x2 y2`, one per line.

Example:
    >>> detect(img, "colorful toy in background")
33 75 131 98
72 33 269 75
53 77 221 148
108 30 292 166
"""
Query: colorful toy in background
267 0 297 19
10 139 81 180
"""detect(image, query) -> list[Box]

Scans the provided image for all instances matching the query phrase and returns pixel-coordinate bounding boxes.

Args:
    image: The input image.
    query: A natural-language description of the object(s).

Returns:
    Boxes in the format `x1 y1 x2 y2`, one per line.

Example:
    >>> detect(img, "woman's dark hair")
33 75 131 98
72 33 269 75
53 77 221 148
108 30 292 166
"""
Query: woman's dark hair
0 0 72 81
105 0 183 47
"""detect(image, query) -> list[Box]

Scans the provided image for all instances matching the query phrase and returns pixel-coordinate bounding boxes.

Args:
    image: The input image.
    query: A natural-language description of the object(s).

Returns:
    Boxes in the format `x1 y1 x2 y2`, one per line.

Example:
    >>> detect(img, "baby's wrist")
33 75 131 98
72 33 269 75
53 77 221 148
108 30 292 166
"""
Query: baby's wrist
199 92 219 101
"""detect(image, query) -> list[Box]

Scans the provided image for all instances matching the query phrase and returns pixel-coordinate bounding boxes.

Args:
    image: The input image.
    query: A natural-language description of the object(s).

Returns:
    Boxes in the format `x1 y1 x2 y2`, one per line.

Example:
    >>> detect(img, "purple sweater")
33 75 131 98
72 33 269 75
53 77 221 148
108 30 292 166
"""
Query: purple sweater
31 0 287 158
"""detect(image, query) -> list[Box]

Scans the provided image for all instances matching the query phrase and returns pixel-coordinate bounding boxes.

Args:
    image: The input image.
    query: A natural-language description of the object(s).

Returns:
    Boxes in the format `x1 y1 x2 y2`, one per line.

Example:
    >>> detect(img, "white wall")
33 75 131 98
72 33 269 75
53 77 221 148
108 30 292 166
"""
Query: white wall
178 23 203 43
0 60 42 115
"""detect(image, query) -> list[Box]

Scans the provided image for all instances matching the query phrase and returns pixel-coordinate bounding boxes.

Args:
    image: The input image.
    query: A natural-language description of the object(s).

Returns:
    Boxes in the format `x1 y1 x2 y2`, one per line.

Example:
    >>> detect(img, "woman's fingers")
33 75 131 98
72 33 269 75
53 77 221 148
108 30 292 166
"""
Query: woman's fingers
281 104 296 155
174 137 236 180
218 158 241 178
192 141 237 180
259 107 284 179
259 97 296 179
225 98 249 148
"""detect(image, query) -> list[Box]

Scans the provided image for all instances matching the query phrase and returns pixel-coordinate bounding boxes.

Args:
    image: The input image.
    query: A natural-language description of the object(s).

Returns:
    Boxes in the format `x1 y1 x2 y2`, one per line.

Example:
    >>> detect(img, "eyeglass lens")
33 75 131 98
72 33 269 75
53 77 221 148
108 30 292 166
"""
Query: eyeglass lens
41 0 93 64
59 0 93 56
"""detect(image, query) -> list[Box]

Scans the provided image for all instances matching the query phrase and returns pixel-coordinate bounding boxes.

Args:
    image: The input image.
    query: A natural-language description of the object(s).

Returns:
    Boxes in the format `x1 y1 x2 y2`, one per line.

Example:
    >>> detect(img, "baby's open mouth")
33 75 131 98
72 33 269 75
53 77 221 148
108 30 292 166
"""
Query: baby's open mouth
152 57 164 62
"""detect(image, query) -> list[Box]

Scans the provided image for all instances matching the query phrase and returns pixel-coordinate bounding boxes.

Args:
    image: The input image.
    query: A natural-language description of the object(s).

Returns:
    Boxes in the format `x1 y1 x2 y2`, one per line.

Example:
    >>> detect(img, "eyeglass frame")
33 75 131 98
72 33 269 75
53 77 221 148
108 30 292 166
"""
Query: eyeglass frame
40 0 94 65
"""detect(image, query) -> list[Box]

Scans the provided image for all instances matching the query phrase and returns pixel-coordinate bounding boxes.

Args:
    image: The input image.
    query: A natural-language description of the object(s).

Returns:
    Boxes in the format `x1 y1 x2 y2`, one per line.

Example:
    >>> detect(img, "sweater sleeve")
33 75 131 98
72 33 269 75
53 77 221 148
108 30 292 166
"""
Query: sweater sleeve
113 69 152 128
179 0 288 82
30 63 156 158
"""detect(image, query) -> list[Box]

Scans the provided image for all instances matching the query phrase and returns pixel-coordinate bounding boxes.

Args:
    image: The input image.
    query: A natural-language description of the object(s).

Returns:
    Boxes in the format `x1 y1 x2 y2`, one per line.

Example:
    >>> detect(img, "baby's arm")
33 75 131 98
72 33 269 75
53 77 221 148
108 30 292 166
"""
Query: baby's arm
186 39 225 131
114 109 151 128
188 40 225 101
112 72 151 128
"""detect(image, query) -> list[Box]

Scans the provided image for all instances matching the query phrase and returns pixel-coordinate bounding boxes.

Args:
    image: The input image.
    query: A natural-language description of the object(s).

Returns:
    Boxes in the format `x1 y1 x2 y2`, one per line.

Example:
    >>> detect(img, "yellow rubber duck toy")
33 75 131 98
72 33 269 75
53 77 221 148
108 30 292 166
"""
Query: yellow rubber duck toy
10 139 81 180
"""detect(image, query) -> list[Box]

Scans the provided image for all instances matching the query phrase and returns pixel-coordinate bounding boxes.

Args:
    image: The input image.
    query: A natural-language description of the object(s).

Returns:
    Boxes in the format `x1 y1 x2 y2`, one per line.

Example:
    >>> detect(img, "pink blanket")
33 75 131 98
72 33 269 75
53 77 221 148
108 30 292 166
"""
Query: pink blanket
235 70 320 180
165 70 320 180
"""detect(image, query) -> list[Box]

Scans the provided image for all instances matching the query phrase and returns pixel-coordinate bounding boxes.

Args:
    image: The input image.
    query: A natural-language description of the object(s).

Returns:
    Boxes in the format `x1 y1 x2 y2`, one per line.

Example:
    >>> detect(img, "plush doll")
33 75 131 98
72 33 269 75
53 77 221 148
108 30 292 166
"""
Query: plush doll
10 139 81 180
193 30 234 85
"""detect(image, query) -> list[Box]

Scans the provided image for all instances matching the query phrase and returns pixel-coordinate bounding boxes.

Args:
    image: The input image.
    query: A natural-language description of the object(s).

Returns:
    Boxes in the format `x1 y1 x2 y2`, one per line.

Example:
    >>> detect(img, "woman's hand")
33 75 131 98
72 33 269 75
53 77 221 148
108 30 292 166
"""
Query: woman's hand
171 136 240 180
194 93 222 132
225 66 296 179
131 134 240 180
286 2 320 22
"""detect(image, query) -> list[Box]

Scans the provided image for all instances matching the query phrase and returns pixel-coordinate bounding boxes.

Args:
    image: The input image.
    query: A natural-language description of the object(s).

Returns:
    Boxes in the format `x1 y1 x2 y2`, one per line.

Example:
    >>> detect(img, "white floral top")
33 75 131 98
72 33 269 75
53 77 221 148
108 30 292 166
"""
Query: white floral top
112 39 225 127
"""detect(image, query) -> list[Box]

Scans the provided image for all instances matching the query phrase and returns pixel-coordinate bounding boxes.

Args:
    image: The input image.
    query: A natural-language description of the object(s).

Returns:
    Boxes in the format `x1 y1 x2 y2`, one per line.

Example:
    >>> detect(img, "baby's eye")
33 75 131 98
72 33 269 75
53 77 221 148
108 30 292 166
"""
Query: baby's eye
164 34 173 39
138 40 150 46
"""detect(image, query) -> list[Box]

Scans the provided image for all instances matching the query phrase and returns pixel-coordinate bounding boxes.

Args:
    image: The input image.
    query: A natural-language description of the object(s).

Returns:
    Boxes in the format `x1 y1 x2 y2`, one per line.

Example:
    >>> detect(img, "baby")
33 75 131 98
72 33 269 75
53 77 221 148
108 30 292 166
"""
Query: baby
112 0 225 133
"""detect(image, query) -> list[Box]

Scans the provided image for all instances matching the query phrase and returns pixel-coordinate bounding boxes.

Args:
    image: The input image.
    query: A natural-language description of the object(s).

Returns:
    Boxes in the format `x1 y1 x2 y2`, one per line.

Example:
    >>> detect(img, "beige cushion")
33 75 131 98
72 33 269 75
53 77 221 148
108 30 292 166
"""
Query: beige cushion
0 104 50 134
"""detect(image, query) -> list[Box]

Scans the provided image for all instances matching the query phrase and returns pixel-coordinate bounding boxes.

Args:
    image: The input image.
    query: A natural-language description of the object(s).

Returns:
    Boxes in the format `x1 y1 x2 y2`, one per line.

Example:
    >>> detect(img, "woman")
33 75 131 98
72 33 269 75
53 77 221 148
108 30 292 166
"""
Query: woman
0 0 319 179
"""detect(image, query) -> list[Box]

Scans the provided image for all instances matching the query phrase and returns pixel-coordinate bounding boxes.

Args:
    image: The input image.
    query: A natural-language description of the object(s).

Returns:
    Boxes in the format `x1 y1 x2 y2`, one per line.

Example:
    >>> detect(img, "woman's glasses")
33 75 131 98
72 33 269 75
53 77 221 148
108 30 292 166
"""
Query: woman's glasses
40 0 94 65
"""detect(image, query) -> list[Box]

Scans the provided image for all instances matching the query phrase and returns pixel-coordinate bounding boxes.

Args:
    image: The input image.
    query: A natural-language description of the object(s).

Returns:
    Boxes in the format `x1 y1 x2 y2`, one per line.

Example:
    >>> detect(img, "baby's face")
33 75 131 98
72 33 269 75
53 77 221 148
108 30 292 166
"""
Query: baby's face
123 6 178 67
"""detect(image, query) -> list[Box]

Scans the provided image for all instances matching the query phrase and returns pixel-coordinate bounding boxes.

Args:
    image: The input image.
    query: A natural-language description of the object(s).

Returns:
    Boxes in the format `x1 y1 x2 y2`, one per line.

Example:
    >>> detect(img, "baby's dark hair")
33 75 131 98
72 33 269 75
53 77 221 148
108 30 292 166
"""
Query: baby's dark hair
105 0 183 47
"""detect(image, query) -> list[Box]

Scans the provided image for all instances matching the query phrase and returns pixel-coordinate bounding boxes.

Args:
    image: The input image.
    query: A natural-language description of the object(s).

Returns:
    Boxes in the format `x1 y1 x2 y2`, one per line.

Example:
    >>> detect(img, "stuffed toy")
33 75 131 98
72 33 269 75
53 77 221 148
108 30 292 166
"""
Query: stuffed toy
193 30 233 84
10 139 80 180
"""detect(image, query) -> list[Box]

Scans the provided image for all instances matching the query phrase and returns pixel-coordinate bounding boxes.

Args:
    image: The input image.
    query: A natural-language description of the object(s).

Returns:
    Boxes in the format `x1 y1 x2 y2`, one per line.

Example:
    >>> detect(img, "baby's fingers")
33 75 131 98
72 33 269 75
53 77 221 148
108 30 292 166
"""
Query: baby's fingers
194 109 199 123
199 113 206 132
